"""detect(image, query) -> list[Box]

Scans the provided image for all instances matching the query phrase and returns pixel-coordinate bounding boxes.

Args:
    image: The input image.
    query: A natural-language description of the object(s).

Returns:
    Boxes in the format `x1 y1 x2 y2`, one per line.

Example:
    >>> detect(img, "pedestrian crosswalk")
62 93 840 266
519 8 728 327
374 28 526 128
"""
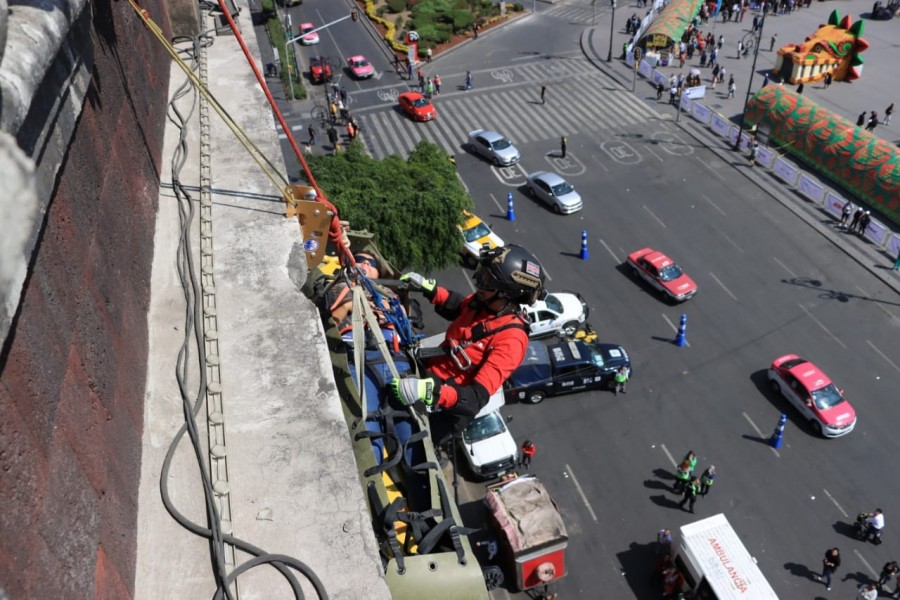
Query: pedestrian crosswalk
541 0 607 25
353 58 663 160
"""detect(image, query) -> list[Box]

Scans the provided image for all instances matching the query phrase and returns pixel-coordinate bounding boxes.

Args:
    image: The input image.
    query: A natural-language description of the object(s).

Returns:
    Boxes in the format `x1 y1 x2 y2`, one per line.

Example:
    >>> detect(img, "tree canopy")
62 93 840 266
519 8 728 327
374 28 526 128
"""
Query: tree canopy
305 140 473 271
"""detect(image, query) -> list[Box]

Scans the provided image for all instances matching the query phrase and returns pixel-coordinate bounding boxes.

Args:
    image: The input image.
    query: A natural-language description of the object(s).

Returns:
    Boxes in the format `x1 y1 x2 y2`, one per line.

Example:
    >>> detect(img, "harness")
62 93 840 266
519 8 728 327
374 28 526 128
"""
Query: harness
416 318 527 371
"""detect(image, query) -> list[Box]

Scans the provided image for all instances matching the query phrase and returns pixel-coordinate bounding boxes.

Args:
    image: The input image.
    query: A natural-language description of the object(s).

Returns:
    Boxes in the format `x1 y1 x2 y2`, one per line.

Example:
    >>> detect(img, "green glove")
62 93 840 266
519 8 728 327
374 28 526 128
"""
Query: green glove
400 272 437 298
391 376 437 409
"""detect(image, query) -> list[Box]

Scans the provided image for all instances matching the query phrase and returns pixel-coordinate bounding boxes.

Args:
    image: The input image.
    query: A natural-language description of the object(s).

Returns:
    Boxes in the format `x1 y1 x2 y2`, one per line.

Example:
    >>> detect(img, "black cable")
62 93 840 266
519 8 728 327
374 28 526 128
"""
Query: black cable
158 30 326 600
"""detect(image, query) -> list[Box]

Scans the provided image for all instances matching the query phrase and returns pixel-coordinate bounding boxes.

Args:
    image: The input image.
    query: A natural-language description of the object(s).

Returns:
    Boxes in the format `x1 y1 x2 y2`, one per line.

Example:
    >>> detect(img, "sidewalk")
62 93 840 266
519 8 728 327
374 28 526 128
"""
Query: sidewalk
580 0 900 295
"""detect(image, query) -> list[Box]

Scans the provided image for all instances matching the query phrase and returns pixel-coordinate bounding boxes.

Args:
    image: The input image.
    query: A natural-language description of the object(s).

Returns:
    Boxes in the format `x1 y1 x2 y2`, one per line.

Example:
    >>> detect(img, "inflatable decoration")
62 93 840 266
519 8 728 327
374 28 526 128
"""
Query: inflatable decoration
773 9 869 84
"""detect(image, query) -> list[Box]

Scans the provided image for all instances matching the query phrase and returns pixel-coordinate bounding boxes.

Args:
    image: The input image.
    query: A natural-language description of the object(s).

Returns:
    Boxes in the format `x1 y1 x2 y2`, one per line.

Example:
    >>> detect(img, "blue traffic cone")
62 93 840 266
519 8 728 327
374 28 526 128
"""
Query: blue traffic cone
770 413 787 449
579 230 589 260
674 313 687 347
506 192 516 222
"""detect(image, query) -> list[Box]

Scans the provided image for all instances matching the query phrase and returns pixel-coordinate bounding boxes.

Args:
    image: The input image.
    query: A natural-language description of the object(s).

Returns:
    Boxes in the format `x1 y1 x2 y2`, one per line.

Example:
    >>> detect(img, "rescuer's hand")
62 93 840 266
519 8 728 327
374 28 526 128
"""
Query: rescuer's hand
391 377 438 410
400 273 437 299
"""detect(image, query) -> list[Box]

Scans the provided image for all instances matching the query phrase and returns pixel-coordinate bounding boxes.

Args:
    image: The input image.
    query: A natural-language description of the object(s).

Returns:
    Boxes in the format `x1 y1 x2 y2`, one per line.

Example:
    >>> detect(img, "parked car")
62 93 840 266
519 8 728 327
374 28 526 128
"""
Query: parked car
347 55 374 79
398 91 436 122
768 354 857 437
299 22 319 45
458 211 504 266
505 339 631 404
526 171 583 214
459 390 519 480
309 55 332 84
626 247 698 302
522 292 588 337
467 129 520 166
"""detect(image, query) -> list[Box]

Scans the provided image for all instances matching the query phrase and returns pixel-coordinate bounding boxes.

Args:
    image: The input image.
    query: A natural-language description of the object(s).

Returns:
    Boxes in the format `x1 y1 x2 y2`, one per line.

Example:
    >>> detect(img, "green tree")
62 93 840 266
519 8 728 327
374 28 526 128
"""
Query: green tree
306 140 473 271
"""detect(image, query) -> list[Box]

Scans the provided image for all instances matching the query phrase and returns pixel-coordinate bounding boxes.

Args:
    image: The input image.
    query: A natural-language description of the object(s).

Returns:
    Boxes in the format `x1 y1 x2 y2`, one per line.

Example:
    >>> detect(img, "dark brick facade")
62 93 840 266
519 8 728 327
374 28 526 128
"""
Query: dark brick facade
0 0 171 596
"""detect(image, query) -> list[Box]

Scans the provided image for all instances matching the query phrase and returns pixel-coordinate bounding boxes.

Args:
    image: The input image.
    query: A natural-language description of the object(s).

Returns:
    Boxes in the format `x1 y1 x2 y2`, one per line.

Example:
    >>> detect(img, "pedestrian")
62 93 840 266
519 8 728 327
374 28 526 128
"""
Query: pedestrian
465 70 473 90
858 210 871 235
796 82 804 95
346 121 356 140
407 59 413 81
748 136 759 166
770 33 777 52
710 47 718 67
839 201 854 228
866 111 879 132
823 72 832 88
719 67 726 85
678 477 700 513
849 207 864 231
815 547 840 591
329 101 338 123
613 365 630 395
700 49 708 67
727 75 736 99
670 85 678 104
560 136 567 158
417 68 425 92
737 40 743 58
541 83 547 105
717 34 724 50
520 439 536 469
762 72 770 88
426 77 435 97
893 248 900 271
327 126 339 154
340 87 348 104
885 102 894 125
673 459 691 493
699 465 717 495
426 46 432 62
857 111 867 127
433 74 441 94
657 81 664 100
308 123 317 146
683 450 698 477
752 14 759 31
857 583 878 600
473 22 479 38
878 561 899 590
657 528 673 556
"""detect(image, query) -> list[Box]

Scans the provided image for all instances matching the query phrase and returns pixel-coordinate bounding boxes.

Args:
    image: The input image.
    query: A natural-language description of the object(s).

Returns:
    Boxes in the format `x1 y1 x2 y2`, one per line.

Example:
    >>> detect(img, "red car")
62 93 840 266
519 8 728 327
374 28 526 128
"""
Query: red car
398 92 436 121
346 55 374 79
626 247 697 302
309 55 332 84
768 354 857 437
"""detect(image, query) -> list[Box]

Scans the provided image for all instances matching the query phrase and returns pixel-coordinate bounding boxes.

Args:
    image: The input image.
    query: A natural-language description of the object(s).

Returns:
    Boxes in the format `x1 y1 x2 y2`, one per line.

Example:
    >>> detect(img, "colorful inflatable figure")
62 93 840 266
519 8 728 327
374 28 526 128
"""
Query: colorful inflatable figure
773 10 869 84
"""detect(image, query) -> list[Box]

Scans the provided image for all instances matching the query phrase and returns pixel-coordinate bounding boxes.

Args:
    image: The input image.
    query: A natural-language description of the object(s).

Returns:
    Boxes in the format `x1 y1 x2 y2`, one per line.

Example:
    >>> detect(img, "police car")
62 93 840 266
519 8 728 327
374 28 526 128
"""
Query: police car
522 291 589 338
505 339 631 404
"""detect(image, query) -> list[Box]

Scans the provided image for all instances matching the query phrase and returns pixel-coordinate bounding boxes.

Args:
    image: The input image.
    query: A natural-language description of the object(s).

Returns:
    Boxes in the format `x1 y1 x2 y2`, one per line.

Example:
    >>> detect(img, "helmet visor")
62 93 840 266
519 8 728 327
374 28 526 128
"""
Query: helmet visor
472 265 498 292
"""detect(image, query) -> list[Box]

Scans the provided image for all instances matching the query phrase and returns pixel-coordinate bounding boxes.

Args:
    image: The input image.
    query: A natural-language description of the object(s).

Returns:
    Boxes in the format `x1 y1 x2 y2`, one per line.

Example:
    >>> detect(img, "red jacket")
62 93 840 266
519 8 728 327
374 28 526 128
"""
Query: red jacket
425 286 529 415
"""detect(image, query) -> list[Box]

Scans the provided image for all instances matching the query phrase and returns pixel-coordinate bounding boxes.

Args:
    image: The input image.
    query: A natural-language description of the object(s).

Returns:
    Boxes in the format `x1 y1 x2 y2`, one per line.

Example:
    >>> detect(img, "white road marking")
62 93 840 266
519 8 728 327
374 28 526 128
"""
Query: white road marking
742 412 780 457
772 256 797 279
590 153 610 172
856 284 899 322
867 340 900 375
822 488 849 518
694 156 726 180
461 267 476 293
644 144 664 163
709 272 738 301
598 238 620 263
712 224 742 252
659 444 677 468
643 205 666 228
565 464 598 522
853 549 878 579
798 303 847 349
488 192 503 213
701 193 727 216
661 313 690 347
456 171 469 194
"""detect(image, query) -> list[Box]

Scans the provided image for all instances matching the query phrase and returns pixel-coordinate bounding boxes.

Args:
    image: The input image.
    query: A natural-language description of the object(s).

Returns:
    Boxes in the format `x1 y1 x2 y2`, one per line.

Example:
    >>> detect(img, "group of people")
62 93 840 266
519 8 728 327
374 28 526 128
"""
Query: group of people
654 528 685 599
416 68 443 97
857 104 894 132
671 451 716 513
839 202 872 236
816 536 898 597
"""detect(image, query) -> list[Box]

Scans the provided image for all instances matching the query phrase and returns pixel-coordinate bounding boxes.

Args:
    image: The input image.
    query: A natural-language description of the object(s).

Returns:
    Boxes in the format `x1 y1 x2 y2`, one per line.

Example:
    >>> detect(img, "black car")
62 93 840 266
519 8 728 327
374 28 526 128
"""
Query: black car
504 339 631 404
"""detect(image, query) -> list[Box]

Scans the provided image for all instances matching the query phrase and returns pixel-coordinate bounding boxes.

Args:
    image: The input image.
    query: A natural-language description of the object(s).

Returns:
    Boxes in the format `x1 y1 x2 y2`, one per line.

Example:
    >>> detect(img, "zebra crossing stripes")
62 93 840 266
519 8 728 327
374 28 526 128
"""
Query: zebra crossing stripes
542 1 604 24
358 67 663 160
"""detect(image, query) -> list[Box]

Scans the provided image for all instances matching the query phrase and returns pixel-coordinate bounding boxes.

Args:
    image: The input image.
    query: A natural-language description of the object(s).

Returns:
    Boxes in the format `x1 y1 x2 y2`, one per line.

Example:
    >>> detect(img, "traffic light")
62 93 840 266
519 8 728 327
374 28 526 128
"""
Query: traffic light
351 9 359 21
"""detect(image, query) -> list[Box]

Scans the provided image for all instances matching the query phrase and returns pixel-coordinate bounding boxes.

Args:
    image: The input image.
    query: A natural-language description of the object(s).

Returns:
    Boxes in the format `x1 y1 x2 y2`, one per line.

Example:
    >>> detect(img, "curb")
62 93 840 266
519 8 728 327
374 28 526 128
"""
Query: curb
579 27 900 296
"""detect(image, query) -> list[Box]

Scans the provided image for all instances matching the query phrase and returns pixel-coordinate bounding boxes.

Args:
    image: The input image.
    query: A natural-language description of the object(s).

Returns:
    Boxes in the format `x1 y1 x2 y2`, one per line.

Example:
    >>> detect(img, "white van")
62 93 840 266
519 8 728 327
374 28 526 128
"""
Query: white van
419 333 519 479
674 513 779 599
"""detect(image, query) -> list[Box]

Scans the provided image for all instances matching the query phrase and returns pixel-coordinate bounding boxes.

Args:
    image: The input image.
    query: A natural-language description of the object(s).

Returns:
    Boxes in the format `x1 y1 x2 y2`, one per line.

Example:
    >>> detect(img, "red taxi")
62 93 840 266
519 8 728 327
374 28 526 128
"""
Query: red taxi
768 354 856 438
398 92 436 121
626 247 697 302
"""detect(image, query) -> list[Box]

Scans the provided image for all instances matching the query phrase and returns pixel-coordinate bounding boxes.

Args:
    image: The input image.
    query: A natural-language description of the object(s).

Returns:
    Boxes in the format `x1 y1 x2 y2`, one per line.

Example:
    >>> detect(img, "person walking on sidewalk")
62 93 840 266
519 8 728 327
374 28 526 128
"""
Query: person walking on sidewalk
699 465 717 495
678 477 700 513
885 102 894 125
770 33 778 52
877 561 899 591
839 201 854 228
866 111 879 132
727 75 736 99
815 547 840 591
748 137 759 166
737 40 743 59
541 83 547 105
857 111 867 127
657 81 664 101
560 136 567 158
520 439 536 469
308 124 317 146
465 70 473 90
433 74 442 94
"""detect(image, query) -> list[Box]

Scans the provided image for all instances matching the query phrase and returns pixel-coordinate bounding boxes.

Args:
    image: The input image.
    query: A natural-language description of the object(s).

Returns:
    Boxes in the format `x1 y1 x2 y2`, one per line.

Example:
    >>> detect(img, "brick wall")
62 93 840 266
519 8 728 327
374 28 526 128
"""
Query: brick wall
0 0 171 596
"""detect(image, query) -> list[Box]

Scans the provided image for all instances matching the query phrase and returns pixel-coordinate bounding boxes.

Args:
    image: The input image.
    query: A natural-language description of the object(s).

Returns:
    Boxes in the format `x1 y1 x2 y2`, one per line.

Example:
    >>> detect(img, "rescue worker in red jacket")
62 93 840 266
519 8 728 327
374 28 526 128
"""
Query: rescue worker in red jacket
392 244 545 418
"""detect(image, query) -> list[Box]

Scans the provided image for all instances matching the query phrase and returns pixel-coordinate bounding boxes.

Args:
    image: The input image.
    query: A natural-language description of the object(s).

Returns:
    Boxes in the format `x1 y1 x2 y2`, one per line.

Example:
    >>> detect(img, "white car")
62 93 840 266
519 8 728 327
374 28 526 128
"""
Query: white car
523 292 589 337
458 210 504 266
460 391 519 480
526 171 583 214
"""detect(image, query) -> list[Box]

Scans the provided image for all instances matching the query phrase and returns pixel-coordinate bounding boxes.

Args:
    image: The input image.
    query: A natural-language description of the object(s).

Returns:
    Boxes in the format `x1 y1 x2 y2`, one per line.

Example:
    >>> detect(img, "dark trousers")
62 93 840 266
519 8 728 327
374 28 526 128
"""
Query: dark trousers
679 494 696 512
821 565 834 587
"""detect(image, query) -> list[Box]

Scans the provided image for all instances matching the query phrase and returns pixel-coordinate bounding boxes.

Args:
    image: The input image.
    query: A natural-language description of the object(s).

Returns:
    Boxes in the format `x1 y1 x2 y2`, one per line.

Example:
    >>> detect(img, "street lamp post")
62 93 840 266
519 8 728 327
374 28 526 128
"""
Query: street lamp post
284 13 295 101
734 14 764 151
607 0 617 62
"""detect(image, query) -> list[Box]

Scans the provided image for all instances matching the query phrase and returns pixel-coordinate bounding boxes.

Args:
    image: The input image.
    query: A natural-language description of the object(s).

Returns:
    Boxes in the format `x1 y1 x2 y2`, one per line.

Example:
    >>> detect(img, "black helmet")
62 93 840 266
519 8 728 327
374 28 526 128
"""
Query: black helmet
472 244 545 305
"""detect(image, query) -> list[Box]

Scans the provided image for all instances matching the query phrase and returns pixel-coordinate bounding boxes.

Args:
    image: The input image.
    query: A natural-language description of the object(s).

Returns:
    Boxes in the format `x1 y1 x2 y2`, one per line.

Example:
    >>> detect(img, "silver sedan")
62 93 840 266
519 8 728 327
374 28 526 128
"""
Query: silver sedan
526 171 582 214
467 129 520 166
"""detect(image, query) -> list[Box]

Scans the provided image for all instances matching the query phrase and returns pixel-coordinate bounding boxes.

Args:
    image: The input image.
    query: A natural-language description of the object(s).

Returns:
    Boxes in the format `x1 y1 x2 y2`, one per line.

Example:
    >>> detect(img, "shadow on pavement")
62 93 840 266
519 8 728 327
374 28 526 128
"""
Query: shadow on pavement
615 541 663 600
783 561 820 583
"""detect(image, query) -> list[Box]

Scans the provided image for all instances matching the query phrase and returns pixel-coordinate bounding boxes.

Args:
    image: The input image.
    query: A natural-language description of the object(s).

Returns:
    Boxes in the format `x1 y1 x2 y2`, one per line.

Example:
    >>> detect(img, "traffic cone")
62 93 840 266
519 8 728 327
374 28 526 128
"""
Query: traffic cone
579 230 589 260
506 192 516 222
770 413 787 449
674 313 687 347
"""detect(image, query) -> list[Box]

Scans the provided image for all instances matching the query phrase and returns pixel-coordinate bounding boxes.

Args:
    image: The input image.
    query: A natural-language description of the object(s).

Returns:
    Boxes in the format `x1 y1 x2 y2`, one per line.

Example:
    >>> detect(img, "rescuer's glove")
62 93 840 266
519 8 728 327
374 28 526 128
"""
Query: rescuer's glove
391 376 438 410
400 272 437 299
